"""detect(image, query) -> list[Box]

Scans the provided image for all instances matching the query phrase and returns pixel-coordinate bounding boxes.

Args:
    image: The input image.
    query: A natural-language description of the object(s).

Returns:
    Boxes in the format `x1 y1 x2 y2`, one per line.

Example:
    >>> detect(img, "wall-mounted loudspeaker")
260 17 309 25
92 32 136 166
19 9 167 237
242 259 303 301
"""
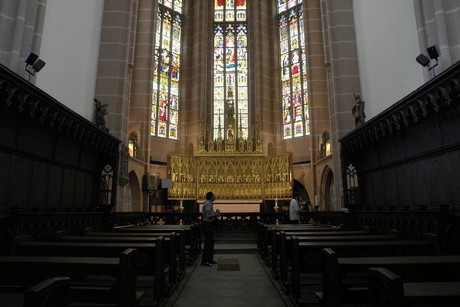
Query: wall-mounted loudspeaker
416 54 430 67
142 174 158 192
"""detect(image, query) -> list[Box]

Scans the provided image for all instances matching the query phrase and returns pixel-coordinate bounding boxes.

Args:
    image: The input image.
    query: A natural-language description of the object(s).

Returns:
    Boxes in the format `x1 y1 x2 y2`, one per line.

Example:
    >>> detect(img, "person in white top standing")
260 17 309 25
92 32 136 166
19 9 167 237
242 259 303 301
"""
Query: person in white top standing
289 192 304 224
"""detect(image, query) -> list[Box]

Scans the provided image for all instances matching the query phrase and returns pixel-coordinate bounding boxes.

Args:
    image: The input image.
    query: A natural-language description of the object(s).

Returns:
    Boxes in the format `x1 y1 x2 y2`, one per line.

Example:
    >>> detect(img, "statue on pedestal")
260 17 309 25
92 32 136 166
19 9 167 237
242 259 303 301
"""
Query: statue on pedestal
352 93 366 127
94 98 109 132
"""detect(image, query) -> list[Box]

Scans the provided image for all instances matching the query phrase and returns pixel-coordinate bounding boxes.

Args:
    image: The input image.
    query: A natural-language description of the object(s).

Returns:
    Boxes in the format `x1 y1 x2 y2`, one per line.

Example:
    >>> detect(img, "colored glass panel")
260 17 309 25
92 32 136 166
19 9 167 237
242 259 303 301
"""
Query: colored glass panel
288 0 298 10
279 0 287 13
278 1 309 139
213 1 248 141
162 0 182 13
152 4 182 139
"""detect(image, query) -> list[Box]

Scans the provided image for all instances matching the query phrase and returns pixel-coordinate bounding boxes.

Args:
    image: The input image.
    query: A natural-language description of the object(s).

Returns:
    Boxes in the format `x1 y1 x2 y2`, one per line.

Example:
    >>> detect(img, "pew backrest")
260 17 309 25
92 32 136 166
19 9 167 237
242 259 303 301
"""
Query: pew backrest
290 237 439 300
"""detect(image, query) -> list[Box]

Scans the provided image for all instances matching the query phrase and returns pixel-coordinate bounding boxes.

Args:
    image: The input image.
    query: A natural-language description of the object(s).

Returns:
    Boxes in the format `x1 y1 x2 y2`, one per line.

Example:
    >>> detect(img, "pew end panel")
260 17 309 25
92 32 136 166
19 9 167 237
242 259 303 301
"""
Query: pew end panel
320 248 368 307
368 267 404 307
119 248 142 307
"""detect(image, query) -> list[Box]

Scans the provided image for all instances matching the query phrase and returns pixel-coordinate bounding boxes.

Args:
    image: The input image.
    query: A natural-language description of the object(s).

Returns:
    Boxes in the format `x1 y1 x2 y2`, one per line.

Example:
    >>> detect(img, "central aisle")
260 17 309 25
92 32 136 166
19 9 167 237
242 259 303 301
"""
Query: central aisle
170 253 291 307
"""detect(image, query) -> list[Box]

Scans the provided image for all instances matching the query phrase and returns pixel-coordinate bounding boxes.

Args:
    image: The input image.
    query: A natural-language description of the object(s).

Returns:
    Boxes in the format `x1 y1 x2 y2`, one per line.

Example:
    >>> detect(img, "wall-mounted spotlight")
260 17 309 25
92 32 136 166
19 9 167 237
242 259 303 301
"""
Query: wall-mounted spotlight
416 54 430 67
416 45 440 78
24 52 46 80
427 45 441 60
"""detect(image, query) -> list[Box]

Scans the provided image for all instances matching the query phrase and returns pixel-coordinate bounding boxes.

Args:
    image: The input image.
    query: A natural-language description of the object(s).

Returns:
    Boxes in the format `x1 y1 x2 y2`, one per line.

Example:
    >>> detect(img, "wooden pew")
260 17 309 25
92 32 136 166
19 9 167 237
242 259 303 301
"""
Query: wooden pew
58 232 181 292
86 228 185 270
270 229 371 278
277 232 398 288
290 237 439 305
368 267 460 307
257 223 336 262
83 229 186 281
0 249 141 307
321 248 460 307
127 224 200 254
118 224 200 264
0 276 71 307
271 230 370 264
12 238 164 305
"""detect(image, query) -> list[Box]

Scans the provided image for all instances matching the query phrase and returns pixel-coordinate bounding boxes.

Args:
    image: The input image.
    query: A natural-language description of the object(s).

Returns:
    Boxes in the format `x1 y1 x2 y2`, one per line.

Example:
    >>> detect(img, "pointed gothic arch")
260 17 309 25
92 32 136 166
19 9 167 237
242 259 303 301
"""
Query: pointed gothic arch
320 166 335 211
129 171 141 211
293 179 310 205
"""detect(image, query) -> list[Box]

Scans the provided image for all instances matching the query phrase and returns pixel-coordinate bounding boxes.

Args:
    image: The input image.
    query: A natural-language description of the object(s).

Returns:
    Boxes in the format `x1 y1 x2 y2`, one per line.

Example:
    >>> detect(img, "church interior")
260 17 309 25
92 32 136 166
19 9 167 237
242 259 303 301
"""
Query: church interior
1 0 460 306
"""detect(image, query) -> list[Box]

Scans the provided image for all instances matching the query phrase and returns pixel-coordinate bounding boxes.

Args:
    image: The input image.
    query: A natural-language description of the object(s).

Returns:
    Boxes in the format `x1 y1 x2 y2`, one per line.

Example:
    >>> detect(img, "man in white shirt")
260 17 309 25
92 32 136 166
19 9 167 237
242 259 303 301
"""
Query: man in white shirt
289 192 303 223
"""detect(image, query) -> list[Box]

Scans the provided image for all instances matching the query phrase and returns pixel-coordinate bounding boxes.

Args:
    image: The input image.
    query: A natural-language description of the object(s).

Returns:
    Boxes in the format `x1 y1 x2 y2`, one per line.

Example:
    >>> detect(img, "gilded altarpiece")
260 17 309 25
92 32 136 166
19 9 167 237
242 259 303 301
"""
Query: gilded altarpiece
168 154 292 200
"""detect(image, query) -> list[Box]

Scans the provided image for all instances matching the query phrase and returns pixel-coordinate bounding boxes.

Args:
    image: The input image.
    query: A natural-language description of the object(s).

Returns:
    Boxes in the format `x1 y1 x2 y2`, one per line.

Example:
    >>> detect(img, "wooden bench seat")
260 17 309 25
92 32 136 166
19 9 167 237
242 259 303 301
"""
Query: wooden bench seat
320 248 460 306
277 232 398 287
368 267 460 307
290 237 439 304
12 239 164 306
58 232 182 292
257 223 336 261
84 229 186 276
117 224 200 264
268 229 370 268
0 249 141 307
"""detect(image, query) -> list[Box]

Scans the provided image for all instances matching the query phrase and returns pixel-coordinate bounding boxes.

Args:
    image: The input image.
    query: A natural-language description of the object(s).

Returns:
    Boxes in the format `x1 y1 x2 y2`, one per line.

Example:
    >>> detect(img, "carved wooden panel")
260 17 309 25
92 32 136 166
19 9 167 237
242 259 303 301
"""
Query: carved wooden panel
340 62 460 210
0 64 120 211
168 154 292 200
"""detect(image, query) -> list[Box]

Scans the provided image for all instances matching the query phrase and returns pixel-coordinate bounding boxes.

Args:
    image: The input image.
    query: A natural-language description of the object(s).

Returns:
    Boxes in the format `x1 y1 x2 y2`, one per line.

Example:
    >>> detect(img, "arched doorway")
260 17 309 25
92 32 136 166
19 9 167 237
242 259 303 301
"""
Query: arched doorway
293 179 310 205
129 171 141 211
321 167 335 211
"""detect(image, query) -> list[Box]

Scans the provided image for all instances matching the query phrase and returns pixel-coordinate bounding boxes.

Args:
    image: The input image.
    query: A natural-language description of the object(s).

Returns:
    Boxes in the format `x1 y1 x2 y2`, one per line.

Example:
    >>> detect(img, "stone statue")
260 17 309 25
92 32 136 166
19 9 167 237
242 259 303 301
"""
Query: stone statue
352 93 365 127
320 131 330 158
226 100 234 121
322 130 330 143
95 98 109 131
227 124 234 141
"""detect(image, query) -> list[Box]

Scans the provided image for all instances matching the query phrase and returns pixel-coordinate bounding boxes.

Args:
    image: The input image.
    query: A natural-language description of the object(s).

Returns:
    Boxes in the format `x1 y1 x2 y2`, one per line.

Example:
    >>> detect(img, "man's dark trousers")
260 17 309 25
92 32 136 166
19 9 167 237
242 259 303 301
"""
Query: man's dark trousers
202 221 215 264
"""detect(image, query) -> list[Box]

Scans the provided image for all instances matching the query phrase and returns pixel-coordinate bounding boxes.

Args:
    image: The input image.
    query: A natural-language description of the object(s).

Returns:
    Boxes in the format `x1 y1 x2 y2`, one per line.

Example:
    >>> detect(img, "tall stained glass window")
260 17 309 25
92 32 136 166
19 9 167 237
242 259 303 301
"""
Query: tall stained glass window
213 0 248 141
151 0 183 139
278 0 310 139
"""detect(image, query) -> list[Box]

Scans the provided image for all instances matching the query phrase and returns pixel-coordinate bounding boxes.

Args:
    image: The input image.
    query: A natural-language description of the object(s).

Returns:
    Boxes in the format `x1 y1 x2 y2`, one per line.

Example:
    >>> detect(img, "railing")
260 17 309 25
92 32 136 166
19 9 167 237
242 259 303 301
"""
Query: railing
2 210 460 254
112 211 315 231
145 212 289 231
1 212 104 242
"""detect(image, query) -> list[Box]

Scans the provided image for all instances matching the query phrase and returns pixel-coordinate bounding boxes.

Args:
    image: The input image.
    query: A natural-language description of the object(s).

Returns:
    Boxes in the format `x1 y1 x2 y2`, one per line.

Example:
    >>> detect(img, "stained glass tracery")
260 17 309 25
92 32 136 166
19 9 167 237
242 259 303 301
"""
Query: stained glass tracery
213 0 248 141
152 1 182 139
278 0 310 139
